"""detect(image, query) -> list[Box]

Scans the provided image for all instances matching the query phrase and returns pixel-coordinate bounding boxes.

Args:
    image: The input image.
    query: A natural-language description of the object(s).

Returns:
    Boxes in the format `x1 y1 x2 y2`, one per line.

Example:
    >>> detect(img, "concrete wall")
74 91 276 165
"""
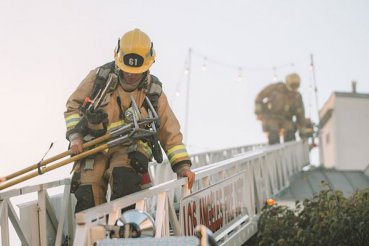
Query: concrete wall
321 113 336 168
320 93 369 170
320 93 336 168
334 96 369 170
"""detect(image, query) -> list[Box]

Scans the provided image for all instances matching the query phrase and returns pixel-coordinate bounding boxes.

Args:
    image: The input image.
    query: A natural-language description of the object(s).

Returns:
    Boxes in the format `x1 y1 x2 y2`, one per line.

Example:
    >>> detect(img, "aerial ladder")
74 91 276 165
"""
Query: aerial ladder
0 140 309 246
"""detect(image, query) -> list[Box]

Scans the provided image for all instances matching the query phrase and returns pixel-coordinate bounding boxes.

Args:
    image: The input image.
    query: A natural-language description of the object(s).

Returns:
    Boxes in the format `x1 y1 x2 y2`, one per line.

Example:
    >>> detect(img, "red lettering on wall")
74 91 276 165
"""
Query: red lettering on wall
234 178 244 216
214 188 223 231
199 194 209 228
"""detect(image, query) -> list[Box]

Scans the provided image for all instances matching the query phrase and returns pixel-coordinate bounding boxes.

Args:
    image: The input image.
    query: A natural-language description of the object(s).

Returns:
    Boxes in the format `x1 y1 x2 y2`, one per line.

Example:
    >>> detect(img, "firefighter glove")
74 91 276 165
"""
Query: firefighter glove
70 134 84 155
86 108 108 125
129 151 149 174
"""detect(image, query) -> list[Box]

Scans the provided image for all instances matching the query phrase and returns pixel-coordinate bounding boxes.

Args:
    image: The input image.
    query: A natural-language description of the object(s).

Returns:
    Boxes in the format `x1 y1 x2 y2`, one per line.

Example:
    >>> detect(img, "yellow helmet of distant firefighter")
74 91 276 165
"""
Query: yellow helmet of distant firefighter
285 73 301 91
114 28 156 74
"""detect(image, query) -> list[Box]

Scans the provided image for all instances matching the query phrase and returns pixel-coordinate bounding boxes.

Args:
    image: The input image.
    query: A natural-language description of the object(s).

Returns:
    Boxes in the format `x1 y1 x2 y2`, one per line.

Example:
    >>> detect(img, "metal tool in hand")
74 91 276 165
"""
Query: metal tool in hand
0 96 159 190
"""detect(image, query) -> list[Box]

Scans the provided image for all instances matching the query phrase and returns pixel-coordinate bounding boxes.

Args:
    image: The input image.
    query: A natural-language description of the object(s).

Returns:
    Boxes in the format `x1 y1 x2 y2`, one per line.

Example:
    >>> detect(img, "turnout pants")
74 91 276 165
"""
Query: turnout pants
71 146 141 213
261 118 296 145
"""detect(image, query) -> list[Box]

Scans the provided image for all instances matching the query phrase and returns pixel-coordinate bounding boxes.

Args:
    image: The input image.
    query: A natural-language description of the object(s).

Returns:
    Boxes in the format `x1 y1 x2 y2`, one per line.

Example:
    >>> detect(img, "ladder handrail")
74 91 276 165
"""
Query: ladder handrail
0 178 71 200
73 141 309 245
0 141 309 246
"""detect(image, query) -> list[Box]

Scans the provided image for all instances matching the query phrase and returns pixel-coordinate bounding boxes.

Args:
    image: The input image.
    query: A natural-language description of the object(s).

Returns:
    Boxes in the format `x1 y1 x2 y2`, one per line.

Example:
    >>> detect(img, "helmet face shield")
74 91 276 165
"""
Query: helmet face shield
114 29 156 74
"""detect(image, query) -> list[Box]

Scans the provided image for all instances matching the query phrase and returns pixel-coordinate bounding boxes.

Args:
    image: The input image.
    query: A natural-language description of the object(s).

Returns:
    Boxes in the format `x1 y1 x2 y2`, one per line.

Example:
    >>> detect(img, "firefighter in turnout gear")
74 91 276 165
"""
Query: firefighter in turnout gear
64 29 195 213
254 73 308 145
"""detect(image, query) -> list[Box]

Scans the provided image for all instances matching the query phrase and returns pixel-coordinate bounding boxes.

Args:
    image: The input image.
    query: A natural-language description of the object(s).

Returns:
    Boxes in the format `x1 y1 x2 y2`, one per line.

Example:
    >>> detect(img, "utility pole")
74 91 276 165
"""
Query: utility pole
310 54 323 165
184 48 192 145
310 54 320 121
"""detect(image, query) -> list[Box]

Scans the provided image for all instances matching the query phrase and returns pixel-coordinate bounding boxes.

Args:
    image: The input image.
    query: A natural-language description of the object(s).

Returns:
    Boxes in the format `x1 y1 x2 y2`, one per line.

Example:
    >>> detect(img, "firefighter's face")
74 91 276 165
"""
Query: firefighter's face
290 83 299 91
122 71 145 84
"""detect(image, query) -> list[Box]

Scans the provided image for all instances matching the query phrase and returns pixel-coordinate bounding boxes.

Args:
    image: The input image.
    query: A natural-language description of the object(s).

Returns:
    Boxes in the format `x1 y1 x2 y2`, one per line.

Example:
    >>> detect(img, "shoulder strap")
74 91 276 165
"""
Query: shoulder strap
143 74 164 163
144 75 162 125
90 61 118 99
147 75 162 97
97 61 115 79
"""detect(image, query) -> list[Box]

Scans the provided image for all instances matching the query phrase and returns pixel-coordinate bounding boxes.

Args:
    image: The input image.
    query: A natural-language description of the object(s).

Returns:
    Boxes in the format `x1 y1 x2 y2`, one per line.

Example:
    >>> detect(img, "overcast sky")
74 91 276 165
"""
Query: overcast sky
1 0 369 191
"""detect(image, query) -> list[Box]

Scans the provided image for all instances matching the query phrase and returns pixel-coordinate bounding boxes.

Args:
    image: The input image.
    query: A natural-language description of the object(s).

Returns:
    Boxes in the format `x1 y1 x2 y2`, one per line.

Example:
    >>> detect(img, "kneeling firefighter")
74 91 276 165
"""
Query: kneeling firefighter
64 29 195 213
254 73 308 145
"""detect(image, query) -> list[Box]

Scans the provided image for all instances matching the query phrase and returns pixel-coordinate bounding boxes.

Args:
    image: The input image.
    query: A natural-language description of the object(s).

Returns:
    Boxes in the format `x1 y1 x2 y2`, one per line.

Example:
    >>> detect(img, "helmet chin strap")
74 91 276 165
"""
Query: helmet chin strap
137 71 149 90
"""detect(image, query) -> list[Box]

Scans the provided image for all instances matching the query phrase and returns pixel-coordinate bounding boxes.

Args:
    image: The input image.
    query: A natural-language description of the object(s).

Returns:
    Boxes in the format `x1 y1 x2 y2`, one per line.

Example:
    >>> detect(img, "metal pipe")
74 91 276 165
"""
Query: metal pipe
1 133 111 183
0 144 108 190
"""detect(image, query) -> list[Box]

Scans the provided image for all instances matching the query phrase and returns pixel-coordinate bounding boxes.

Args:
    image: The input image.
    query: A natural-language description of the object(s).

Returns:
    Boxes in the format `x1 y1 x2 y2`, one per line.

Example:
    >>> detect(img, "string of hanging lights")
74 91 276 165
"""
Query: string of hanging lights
175 48 295 98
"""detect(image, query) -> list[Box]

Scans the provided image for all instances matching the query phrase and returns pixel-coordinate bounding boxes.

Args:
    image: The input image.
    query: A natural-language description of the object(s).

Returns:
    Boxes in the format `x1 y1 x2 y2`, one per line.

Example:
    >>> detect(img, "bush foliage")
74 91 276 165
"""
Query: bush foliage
254 183 369 246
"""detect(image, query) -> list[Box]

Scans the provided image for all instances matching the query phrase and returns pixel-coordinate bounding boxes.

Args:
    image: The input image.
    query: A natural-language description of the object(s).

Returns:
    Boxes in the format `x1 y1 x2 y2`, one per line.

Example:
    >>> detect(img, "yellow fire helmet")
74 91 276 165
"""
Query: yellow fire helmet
285 73 301 91
114 29 156 74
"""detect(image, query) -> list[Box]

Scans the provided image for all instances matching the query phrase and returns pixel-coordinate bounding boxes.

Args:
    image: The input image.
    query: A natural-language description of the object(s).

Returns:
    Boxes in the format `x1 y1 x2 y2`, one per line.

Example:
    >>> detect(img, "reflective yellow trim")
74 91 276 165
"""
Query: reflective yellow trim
65 114 81 128
108 120 125 131
167 144 189 164
65 113 80 121
66 121 79 128
169 152 189 164
167 145 186 156
138 140 152 157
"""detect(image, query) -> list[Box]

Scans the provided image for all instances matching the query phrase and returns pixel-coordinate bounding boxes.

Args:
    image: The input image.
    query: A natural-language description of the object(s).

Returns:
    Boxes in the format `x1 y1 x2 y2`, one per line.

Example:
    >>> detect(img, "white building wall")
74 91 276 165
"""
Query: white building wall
320 92 369 171
334 96 369 170
321 115 336 168
320 94 336 168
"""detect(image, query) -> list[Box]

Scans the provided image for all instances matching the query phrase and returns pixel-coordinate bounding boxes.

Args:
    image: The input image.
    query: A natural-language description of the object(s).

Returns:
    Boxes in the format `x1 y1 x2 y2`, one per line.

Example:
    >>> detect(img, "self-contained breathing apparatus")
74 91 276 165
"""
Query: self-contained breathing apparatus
70 61 163 171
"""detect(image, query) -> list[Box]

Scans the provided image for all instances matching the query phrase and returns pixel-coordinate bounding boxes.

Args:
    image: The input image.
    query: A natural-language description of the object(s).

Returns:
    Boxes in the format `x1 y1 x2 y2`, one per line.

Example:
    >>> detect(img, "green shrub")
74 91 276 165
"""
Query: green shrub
254 183 369 246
